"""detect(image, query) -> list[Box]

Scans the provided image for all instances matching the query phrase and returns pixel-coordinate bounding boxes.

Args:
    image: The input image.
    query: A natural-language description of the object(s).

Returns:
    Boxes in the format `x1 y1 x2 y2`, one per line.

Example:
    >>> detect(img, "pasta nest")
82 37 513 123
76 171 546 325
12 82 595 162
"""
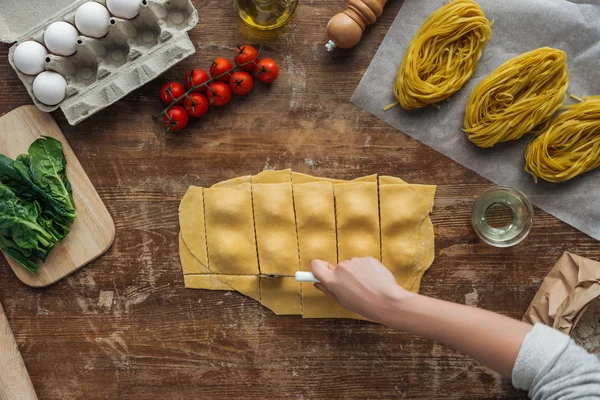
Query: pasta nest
464 47 569 148
393 0 492 110
526 96 600 183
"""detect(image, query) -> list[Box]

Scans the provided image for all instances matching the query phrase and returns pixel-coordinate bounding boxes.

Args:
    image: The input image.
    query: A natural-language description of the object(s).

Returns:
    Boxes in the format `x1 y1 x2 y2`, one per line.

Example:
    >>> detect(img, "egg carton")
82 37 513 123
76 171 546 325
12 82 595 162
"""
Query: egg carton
0 0 198 125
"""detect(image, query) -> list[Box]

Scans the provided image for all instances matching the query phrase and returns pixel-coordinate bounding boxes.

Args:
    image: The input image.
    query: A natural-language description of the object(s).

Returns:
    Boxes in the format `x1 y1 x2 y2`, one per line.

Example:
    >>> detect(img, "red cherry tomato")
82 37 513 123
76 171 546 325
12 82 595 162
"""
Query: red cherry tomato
207 82 232 106
183 93 209 118
254 58 279 83
234 45 259 72
229 71 254 96
160 81 185 105
209 57 233 82
185 69 209 93
163 106 188 131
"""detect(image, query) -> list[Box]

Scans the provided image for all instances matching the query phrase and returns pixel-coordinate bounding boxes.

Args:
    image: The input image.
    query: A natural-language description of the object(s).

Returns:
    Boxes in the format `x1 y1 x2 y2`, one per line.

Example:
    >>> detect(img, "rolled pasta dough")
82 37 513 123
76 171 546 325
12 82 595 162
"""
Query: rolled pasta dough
204 183 259 275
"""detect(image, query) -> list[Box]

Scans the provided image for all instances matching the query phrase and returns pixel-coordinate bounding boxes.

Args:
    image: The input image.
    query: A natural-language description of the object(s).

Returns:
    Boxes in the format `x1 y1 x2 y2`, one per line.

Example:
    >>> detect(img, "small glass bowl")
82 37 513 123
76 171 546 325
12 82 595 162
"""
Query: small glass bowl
471 186 534 248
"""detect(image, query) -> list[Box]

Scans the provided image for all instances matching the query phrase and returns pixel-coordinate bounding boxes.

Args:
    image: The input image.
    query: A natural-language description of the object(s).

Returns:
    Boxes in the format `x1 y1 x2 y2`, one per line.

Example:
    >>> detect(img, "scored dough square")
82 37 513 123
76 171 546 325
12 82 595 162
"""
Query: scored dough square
380 183 436 289
252 182 299 276
260 277 302 315
293 181 337 271
179 233 211 275
204 183 259 275
178 186 209 269
334 182 381 262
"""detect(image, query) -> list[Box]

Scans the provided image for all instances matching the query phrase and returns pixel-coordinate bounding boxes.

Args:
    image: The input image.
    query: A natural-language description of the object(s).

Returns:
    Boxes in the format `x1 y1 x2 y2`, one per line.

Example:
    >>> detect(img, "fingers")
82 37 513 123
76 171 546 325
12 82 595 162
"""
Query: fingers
311 259 336 283
314 283 337 302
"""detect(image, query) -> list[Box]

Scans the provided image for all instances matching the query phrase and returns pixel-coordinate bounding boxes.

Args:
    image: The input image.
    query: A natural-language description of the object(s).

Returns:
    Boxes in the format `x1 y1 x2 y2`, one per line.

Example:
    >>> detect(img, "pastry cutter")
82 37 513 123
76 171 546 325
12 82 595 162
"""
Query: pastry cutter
259 271 320 283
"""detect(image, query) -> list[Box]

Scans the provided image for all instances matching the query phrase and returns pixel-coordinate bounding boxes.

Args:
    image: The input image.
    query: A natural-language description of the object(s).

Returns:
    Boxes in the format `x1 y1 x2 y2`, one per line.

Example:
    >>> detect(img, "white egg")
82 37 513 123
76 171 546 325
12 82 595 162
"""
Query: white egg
106 0 140 19
32 71 67 106
44 21 79 56
75 2 110 38
13 41 47 75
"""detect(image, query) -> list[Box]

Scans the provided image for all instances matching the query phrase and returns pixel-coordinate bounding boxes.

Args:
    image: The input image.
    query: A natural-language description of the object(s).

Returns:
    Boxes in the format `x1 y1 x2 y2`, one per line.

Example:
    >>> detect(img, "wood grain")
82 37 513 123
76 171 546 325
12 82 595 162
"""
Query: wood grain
0 106 115 287
0 0 598 398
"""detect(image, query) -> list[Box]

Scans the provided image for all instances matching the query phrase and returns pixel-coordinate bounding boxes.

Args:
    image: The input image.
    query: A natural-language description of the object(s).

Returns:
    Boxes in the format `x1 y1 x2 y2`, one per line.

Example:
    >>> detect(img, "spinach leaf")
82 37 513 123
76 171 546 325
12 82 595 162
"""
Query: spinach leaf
28 137 76 219
0 152 75 224
0 235 38 273
0 137 76 273
0 184 55 251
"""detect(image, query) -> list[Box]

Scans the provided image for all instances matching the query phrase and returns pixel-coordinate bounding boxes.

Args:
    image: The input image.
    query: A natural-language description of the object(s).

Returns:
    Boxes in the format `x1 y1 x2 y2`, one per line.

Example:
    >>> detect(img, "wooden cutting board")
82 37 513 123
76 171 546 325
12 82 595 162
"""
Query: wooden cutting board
0 105 115 287
0 302 37 399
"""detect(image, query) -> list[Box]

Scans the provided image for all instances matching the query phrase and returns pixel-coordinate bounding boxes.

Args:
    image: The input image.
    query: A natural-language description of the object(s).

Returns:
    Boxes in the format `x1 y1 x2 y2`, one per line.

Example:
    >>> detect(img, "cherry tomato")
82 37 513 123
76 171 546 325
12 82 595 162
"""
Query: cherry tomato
207 82 232 106
229 71 253 96
253 58 279 83
183 93 209 118
185 69 209 93
160 81 185 105
234 45 259 71
209 57 233 82
163 106 188 131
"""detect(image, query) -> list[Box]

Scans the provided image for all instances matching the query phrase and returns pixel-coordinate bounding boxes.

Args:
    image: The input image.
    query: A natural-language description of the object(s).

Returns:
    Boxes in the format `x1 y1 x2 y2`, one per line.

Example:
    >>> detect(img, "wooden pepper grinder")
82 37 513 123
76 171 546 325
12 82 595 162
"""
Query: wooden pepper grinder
325 0 390 52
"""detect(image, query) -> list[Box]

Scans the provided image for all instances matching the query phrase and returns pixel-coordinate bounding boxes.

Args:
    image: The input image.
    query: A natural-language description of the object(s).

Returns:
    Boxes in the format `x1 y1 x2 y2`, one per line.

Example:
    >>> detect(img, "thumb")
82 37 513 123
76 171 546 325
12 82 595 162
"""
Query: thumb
311 259 336 284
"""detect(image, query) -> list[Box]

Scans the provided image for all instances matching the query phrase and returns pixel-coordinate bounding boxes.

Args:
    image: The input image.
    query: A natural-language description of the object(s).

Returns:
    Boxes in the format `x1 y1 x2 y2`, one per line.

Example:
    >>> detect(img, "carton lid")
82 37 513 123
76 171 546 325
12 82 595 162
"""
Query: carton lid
0 0 76 43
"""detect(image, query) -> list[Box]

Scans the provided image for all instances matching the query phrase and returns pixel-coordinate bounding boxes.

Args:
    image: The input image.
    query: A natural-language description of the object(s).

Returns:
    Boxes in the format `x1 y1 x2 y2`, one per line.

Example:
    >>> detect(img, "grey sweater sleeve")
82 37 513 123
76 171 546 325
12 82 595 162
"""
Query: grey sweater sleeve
512 323 600 399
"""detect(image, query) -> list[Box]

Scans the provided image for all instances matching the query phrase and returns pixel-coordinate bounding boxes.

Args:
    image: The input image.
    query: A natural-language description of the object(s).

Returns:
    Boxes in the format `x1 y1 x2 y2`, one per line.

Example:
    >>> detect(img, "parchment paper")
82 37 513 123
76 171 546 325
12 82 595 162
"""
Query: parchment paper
523 252 600 335
351 0 600 241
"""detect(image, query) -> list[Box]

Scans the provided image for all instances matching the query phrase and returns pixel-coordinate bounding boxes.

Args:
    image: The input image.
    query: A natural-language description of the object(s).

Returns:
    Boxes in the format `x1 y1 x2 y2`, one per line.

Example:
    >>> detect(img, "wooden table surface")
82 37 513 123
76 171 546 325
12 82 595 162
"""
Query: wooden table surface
1 1 598 399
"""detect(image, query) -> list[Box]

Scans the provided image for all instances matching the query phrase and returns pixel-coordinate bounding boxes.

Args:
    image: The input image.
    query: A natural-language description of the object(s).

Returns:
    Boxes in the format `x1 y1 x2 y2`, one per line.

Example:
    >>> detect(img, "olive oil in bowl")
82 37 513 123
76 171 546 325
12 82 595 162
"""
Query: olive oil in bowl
472 186 534 247
234 0 298 30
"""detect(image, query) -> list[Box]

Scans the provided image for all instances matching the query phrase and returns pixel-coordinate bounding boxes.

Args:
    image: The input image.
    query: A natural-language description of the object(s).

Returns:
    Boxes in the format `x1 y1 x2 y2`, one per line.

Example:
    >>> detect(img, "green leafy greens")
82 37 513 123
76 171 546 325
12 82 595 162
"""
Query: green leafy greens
0 136 76 273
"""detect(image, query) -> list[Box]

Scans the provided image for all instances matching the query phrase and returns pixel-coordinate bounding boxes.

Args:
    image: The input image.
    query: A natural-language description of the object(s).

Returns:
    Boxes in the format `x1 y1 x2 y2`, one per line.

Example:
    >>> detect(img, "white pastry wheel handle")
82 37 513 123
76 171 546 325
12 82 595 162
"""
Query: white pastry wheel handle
295 271 320 283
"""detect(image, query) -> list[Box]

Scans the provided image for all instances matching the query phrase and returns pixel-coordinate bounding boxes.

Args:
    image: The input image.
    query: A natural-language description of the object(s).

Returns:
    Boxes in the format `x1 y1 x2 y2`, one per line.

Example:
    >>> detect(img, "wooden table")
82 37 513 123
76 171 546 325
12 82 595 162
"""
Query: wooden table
0 1 598 398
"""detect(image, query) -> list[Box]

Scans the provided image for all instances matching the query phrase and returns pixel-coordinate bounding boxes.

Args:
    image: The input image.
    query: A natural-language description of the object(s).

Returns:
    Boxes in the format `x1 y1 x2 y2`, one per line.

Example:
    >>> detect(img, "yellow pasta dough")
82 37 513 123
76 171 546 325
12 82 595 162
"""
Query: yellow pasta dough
410 217 435 293
260 277 302 315
179 171 436 321
292 181 362 319
380 182 436 288
252 182 300 276
211 175 251 188
204 183 259 275
252 169 292 183
292 181 337 271
179 233 210 275
334 182 381 262
184 274 231 291
291 171 345 184
184 274 260 302
179 186 208 268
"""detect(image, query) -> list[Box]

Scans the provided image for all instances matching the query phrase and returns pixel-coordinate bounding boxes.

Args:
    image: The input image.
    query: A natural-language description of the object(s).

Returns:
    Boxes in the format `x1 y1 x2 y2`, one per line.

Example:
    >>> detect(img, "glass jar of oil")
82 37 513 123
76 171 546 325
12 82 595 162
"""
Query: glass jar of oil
234 0 299 30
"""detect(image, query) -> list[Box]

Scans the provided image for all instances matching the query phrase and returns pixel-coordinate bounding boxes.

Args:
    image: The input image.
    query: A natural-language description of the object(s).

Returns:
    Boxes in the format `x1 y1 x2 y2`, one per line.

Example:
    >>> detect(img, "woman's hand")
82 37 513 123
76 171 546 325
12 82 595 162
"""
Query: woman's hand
311 257 415 324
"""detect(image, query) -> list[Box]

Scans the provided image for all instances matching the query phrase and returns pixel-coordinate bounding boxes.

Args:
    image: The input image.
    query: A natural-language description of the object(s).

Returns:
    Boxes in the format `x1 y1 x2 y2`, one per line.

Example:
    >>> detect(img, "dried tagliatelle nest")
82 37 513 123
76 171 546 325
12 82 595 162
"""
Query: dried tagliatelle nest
526 96 600 183
391 0 492 110
464 47 569 148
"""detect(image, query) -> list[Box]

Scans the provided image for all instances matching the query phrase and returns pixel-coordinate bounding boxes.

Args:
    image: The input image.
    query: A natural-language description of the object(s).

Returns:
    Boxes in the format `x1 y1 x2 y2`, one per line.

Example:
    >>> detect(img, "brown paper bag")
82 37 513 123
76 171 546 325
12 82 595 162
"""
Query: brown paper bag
523 252 600 334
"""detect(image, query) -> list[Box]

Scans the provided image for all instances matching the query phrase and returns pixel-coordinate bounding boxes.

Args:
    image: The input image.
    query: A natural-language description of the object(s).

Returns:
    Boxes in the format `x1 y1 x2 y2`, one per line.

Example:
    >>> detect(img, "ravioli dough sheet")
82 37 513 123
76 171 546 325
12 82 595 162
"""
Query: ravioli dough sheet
334 182 381 262
179 171 436 320
179 186 208 269
380 182 436 288
252 182 300 276
260 277 302 315
204 183 259 275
